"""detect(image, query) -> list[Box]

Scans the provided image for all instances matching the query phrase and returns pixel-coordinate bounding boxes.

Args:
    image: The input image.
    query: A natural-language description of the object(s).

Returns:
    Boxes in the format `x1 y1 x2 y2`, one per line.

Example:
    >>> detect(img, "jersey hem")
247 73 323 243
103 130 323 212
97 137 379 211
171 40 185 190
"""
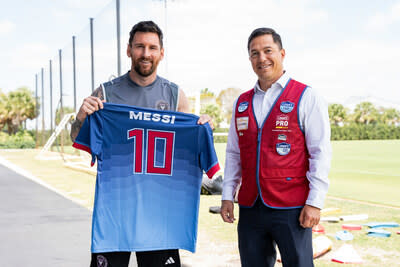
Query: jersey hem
91 245 195 253
206 162 220 178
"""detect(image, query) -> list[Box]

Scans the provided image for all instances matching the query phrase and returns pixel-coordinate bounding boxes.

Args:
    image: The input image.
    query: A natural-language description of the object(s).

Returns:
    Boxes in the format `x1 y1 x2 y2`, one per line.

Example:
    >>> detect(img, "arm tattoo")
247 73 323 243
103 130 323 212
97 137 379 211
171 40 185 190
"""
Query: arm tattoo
70 86 104 142
70 118 83 142
91 86 104 100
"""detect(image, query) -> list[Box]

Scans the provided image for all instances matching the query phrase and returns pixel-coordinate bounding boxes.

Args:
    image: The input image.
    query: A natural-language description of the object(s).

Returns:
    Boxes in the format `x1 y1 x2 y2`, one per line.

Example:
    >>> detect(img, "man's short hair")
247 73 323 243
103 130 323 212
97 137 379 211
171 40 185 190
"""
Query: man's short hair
247 27 283 51
129 21 163 48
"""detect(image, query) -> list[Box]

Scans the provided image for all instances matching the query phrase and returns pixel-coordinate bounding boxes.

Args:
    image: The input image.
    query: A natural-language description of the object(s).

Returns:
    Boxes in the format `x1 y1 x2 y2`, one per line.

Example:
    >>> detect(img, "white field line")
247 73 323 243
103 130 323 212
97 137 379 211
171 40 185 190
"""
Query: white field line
327 195 400 210
333 169 400 177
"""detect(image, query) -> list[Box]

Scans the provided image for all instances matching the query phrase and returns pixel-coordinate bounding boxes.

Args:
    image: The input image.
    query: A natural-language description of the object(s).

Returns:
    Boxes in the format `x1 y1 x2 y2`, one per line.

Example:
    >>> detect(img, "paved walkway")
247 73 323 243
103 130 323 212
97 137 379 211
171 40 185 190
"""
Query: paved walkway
0 163 92 266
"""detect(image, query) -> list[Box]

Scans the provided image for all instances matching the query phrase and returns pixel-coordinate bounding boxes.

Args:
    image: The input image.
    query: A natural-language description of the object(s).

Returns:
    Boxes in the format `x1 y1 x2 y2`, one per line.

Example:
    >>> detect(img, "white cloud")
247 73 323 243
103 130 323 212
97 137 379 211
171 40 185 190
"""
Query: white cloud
0 20 16 35
10 42 51 69
158 0 330 93
366 2 400 30
287 39 400 104
64 0 112 10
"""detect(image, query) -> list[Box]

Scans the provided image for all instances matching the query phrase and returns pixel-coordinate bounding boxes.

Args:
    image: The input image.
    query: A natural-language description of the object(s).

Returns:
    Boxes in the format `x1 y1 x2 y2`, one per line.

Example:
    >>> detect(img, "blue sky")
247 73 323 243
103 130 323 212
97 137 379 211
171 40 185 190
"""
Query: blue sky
1 0 400 114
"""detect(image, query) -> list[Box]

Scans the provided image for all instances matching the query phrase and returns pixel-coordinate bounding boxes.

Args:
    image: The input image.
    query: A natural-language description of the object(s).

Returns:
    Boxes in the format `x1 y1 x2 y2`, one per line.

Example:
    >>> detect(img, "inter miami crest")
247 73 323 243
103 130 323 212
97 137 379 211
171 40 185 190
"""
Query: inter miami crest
156 100 170 110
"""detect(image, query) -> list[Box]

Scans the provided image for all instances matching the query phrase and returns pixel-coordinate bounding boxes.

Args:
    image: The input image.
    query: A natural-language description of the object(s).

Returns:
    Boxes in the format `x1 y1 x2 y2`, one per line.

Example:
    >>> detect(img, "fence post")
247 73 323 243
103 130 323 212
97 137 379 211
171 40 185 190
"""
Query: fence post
49 60 53 134
90 17 95 92
116 0 121 77
73 36 77 113
41 68 45 147
35 74 39 148
59 49 64 153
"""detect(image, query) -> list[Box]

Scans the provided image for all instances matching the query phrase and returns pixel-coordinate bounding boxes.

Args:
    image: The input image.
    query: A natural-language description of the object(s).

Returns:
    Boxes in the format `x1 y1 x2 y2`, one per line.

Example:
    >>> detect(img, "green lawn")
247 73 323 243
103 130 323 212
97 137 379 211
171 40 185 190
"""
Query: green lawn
215 140 400 207
329 140 400 207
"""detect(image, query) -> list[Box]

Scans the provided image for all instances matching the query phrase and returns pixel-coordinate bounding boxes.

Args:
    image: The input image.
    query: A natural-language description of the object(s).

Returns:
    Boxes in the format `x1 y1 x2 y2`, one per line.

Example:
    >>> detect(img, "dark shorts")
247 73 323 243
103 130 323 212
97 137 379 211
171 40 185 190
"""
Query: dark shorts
90 249 181 267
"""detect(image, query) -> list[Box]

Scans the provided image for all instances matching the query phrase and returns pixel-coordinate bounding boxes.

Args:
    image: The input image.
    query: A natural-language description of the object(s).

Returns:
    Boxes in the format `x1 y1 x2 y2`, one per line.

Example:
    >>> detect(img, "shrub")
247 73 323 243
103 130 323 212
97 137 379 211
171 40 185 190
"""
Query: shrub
0 131 36 148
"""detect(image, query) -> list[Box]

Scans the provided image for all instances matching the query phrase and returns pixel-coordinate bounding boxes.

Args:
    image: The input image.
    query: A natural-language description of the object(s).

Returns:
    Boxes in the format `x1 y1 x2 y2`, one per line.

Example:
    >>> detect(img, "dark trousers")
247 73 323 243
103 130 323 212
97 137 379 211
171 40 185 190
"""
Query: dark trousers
238 199 314 267
90 249 181 267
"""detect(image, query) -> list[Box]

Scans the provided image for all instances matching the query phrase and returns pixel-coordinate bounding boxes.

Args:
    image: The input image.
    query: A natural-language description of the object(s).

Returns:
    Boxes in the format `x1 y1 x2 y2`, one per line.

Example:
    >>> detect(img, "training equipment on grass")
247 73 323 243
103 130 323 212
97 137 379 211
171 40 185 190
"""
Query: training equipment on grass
339 214 368 221
201 174 223 195
331 244 363 264
364 222 399 228
335 230 354 241
320 207 341 215
367 229 391 238
277 235 332 262
37 113 75 159
209 206 221 214
312 235 332 259
312 224 325 234
342 224 362 231
320 216 340 223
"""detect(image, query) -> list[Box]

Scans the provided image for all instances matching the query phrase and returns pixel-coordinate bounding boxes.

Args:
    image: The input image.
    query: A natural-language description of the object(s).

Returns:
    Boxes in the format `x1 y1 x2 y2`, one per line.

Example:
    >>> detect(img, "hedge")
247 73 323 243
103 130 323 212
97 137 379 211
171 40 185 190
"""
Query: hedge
0 131 35 148
330 124 400 140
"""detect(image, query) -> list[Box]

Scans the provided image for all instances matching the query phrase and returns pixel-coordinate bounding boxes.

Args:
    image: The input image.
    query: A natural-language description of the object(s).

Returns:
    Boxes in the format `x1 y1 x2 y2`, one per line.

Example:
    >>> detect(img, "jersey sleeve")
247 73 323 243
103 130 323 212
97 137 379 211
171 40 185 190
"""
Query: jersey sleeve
198 123 220 178
72 112 104 166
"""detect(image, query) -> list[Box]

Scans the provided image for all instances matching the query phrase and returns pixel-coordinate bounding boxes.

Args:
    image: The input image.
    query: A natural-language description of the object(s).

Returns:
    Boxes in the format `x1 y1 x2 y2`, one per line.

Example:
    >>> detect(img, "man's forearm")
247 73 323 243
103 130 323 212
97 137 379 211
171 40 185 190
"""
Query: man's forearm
70 86 104 143
70 118 83 143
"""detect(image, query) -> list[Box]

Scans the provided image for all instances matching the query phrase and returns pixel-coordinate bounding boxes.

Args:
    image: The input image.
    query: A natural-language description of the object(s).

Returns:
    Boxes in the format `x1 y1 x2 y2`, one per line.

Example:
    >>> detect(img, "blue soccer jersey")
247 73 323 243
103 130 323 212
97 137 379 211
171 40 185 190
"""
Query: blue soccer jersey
73 103 220 253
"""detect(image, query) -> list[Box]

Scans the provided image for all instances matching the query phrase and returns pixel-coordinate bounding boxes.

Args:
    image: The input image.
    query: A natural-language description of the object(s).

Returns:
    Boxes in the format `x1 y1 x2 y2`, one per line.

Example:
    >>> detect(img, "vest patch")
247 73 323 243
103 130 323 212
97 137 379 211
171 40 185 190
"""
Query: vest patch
277 134 287 141
238 102 249 112
236 117 249 131
275 115 289 129
280 101 294 113
276 142 291 155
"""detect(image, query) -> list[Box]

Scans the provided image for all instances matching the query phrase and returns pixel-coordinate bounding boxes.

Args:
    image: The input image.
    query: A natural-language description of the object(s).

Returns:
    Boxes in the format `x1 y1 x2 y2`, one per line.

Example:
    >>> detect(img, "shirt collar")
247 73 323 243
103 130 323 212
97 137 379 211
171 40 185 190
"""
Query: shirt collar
254 71 290 93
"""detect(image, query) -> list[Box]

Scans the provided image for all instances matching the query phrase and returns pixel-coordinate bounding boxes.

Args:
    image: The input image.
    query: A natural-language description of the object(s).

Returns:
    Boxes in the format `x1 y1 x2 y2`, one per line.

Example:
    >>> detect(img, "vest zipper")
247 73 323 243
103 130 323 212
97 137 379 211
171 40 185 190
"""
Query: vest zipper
255 128 263 201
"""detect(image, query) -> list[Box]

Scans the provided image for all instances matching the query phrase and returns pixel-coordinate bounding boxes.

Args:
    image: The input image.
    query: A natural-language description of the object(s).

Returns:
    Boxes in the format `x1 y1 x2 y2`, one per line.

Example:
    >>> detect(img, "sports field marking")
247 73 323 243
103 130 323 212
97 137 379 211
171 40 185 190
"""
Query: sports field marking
332 169 400 177
327 196 400 210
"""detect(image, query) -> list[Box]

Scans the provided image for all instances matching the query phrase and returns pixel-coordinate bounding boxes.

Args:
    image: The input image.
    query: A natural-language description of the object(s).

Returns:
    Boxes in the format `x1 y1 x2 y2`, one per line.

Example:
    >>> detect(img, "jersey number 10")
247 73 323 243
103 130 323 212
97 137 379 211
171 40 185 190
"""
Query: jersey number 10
128 128 175 175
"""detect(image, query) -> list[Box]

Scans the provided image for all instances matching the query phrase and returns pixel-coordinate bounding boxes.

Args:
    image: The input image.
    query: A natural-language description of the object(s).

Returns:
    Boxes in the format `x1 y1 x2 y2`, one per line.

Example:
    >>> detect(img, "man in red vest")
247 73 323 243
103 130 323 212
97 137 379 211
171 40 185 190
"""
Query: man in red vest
220 28 331 267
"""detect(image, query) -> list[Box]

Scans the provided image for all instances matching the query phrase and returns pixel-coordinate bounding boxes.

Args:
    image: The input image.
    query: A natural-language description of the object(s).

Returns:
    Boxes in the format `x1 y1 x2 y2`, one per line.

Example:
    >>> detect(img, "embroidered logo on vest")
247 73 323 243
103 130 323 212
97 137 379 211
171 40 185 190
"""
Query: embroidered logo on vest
275 115 289 129
280 101 294 113
238 102 249 112
276 142 291 155
277 134 287 141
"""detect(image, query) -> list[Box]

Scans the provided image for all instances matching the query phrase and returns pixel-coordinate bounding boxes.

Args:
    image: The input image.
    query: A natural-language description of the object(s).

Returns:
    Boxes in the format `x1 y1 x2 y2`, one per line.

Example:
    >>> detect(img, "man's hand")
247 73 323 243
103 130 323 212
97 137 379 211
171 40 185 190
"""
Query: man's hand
197 114 214 130
299 204 320 228
220 200 235 223
76 96 105 122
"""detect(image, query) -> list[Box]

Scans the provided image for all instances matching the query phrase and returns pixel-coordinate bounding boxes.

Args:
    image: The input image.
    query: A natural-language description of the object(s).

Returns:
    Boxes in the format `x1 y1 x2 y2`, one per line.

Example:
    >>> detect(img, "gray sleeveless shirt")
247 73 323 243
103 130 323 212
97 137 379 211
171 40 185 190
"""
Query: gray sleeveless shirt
102 72 179 111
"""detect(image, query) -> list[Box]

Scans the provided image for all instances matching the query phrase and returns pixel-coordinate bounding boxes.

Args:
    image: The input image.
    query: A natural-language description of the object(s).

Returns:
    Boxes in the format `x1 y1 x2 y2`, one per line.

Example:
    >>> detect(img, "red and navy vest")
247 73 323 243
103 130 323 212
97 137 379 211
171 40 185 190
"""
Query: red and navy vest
235 79 310 208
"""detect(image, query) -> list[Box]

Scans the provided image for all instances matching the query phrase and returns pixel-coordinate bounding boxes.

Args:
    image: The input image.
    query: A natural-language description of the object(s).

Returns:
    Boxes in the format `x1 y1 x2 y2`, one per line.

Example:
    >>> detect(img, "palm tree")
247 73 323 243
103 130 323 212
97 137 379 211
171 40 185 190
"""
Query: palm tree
352 102 379 125
2 87 38 135
328 103 348 126
0 89 7 131
381 108 400 125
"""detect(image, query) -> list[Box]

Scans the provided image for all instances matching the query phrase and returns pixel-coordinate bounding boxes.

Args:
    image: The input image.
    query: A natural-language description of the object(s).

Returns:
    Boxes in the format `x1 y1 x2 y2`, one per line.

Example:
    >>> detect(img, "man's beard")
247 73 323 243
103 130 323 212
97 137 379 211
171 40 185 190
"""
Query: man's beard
133 57 157 77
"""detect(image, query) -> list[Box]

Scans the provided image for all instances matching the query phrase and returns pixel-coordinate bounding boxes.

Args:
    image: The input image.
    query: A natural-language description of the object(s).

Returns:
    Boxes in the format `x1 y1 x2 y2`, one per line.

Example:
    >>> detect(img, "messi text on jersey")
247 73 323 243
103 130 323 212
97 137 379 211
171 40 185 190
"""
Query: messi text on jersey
129 111 176 124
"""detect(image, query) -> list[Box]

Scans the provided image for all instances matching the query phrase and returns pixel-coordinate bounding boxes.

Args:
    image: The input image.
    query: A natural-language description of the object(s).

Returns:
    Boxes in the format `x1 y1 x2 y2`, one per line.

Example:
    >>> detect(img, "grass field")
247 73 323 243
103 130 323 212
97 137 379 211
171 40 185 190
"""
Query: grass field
1 139 400 266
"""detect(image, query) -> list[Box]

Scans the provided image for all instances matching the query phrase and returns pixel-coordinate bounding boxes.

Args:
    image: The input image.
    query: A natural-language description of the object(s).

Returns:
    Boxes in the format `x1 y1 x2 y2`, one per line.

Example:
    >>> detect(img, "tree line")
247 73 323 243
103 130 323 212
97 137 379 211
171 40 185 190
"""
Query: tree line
1 87 400 144
329 102 400 140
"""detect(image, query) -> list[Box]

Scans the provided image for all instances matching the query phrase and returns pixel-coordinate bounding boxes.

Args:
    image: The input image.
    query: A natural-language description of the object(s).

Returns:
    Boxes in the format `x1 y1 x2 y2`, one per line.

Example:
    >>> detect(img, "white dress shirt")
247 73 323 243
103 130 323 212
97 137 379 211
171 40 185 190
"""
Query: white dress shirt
222 72 331 209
